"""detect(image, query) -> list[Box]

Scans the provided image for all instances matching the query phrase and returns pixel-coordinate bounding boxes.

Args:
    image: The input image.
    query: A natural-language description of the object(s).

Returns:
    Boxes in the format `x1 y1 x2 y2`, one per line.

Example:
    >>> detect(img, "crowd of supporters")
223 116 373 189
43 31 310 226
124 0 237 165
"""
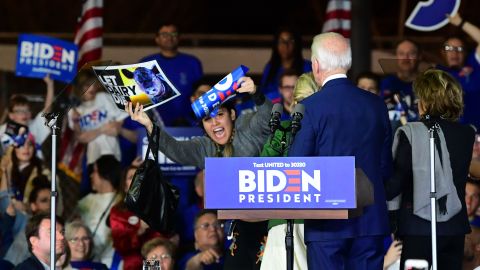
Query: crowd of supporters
0 15 480 270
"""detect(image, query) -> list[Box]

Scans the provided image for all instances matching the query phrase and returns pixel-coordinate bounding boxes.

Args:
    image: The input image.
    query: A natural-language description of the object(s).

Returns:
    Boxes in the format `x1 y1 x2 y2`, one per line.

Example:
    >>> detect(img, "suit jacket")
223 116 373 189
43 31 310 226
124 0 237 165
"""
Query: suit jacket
289 77 392 241
14 255 46 270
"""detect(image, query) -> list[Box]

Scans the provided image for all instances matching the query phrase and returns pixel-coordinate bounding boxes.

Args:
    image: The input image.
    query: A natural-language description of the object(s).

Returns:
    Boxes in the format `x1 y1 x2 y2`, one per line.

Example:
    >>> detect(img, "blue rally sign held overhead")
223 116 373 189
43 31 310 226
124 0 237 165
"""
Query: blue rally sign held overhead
16 34 78 83
405 0 461 31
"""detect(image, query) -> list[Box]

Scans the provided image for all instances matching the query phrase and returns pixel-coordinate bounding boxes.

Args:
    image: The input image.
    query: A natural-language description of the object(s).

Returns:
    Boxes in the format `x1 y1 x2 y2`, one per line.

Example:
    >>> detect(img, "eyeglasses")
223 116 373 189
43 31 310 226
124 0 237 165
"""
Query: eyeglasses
69 236 91 244
196 222 224 231
159 32 179 38
444 45 464 52
147 253 172 261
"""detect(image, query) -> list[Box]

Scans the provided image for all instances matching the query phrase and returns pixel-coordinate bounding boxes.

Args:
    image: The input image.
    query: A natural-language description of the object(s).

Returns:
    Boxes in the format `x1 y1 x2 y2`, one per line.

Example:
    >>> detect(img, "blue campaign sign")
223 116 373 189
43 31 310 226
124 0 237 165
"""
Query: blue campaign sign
137 126 204 176
204 156 356 209
16 34 78 83
405 0 460 31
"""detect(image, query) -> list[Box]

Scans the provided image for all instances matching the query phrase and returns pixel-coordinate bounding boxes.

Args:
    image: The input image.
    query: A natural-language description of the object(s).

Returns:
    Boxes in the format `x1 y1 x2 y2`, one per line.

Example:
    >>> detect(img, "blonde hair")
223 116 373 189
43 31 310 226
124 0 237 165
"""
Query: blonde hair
292 72 319 108
413 69 463 121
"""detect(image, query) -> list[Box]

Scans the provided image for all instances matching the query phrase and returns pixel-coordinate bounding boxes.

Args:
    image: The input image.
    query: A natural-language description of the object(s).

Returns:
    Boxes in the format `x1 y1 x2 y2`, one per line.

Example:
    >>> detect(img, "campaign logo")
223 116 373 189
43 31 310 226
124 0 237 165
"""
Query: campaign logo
191 65 249 119
79 110 108 130
16 34 78 83
238 167 321 204
204 157 356 210
405 0 460 31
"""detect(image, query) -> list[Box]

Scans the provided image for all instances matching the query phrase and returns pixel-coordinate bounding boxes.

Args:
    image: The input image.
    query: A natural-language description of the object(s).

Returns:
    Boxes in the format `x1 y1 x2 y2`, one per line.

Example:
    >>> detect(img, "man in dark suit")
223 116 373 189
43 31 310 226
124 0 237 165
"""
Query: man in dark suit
15 213 65 270
288 32 392 270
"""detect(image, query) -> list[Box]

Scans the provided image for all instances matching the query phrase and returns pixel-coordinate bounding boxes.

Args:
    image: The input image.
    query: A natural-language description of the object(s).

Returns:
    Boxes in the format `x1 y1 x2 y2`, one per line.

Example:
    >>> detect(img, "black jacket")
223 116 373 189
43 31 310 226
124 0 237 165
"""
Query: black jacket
386 119 475 236
14 256 45 270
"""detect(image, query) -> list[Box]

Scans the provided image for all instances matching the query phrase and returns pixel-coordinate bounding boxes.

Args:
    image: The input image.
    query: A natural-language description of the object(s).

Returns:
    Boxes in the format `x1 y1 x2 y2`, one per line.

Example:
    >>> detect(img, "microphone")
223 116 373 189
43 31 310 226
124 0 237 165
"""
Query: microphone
290 104 305 136
269 103 283 134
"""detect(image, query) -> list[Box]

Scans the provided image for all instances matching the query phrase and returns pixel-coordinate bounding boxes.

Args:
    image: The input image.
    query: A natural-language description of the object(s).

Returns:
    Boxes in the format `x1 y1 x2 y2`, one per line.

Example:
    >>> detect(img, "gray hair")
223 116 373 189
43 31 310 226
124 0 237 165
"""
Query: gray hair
311 32 351 72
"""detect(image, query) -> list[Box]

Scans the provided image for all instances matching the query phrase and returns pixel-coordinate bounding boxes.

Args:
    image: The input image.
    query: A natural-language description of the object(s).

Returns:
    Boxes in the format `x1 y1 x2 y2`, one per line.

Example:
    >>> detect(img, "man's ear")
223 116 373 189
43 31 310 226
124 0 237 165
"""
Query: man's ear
312 58 320 74
230 109 236 121
29 236 38 249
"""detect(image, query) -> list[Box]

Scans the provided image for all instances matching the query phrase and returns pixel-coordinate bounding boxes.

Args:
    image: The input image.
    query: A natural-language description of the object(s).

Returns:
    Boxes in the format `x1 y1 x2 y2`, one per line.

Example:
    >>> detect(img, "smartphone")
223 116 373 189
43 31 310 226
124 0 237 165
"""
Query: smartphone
142 259 160 270
404 259 429 270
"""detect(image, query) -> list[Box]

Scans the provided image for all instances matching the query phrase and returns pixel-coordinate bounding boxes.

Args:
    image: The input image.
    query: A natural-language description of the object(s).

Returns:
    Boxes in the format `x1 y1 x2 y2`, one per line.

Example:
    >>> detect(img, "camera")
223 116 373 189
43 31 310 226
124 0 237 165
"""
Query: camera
143 259 161 270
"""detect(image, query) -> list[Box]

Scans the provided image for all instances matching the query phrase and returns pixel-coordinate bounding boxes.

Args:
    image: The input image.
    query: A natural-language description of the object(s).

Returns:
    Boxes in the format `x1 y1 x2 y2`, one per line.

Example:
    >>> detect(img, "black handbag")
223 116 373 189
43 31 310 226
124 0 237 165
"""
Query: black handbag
124 125 180 233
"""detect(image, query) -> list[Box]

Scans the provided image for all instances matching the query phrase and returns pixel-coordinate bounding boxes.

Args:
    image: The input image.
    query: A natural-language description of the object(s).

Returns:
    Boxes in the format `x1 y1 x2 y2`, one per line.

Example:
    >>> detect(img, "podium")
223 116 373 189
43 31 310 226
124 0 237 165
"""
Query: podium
205 156 374 270
205 156 373 219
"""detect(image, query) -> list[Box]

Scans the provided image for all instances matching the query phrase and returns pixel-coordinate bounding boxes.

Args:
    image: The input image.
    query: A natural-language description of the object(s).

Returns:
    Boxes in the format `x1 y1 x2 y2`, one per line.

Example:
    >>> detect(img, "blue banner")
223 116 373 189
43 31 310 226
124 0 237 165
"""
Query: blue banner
205 156 356 209
137 127 204 176
405 0 460 31
16 34 78 83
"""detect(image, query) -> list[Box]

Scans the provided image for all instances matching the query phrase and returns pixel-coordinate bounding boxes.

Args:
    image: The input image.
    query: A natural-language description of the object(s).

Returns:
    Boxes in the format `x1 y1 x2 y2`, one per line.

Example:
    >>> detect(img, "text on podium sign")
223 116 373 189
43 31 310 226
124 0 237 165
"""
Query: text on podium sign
205 156 356 209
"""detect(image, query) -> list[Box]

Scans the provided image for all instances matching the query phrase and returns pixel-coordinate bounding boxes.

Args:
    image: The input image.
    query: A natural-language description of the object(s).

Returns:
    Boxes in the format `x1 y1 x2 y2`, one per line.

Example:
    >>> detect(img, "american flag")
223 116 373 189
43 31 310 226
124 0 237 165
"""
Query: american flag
322 0 351 38
58 0 103 182
74 0 103 68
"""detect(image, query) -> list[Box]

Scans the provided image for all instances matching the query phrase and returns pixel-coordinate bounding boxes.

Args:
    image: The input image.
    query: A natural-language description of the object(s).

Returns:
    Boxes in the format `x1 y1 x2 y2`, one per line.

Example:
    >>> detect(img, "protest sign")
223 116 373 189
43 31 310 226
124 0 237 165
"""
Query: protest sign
93 60 180 111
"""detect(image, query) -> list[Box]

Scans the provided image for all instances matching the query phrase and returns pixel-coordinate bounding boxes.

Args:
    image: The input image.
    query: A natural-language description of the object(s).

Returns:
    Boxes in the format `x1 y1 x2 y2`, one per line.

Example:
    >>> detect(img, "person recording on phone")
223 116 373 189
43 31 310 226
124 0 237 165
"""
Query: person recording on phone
385 69 475 270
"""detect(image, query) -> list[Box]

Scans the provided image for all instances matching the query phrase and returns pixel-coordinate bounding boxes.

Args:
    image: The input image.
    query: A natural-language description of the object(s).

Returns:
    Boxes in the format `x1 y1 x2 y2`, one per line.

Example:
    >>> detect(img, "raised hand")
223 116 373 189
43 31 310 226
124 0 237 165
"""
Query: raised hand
236 76 256 95
125 102 154 134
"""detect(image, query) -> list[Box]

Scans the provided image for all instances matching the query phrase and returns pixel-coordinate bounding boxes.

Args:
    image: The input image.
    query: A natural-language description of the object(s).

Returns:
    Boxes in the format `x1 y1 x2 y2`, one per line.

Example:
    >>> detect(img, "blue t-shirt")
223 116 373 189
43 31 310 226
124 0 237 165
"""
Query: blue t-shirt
437 53 480 131
260 60 312 103
380 75 419 131
140 53 203 126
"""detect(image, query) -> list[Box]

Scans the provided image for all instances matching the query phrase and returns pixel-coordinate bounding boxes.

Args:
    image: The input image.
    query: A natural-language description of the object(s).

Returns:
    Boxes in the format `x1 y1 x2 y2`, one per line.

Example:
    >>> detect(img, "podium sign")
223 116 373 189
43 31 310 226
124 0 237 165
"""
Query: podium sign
205 156 356 210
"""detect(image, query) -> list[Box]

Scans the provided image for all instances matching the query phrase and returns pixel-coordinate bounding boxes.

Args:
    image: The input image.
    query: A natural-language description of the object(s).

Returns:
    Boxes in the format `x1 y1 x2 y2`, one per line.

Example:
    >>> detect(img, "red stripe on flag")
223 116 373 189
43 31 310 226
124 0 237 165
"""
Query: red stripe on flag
74 0 103 69
76 7 103 29
325 10 351 21
76 27 103 48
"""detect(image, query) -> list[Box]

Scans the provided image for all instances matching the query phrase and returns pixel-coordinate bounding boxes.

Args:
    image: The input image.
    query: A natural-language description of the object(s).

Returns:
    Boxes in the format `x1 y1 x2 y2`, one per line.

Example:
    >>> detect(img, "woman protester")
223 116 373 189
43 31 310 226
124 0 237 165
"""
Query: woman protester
127 76 272 270
386 69 475 270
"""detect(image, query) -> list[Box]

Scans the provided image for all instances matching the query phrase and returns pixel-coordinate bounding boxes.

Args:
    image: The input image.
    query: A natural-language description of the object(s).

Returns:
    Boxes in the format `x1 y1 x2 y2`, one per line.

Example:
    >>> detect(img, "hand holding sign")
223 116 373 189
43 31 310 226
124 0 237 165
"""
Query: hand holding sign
447 13 462 27
126 102 154 135
191 65 249 119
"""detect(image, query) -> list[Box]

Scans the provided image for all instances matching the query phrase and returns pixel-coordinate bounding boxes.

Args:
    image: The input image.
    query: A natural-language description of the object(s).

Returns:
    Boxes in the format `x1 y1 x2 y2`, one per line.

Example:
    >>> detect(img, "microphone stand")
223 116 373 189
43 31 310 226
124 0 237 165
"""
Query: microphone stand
269 104 303 270
274 124 294 270
44 112 60 268
428 122 440 270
